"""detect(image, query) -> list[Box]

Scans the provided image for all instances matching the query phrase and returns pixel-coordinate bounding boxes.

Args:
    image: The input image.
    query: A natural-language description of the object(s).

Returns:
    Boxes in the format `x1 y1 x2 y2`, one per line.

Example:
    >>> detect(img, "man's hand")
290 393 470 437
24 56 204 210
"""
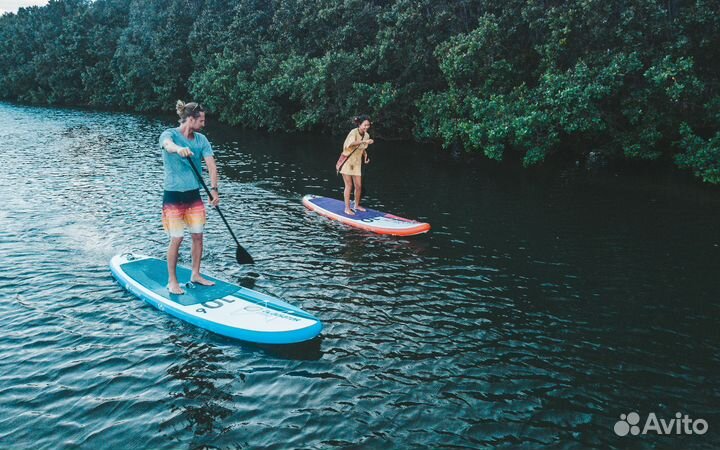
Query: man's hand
209 190 220 207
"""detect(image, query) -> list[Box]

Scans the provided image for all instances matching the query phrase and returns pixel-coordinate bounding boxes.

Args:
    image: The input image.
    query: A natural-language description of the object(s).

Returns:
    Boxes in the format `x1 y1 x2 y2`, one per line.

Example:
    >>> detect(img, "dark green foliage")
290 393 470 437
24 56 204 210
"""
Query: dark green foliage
416 0 720 178
111 0 201 111
676 124 720 183
0 0 93 104
82 0 131 106
0 0 718 182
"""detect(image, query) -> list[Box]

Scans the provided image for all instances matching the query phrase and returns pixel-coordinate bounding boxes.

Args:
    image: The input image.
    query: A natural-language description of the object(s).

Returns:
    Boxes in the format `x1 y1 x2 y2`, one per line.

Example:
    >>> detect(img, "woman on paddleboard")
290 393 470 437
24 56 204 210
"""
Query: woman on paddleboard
339 115 374 215
159 100 219 295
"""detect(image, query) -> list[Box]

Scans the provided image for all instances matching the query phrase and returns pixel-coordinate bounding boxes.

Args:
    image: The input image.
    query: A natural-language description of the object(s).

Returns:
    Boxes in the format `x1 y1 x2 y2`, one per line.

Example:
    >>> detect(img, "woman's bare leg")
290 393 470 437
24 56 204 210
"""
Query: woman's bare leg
353 175 365 211
342 173 355 215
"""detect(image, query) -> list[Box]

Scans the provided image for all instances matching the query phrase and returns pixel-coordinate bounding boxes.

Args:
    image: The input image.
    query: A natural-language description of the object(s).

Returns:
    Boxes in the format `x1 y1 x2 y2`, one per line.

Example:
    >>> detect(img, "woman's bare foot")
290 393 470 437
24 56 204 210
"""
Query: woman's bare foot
344 208 355 215
355 205 366 212
191 275 216 286
167 282 185 295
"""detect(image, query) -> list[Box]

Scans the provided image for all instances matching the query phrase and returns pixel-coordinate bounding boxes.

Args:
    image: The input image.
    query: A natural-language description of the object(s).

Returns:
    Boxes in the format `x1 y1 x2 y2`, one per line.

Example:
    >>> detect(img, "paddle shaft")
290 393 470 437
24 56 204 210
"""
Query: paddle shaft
362 149 370 196
185 157 242 248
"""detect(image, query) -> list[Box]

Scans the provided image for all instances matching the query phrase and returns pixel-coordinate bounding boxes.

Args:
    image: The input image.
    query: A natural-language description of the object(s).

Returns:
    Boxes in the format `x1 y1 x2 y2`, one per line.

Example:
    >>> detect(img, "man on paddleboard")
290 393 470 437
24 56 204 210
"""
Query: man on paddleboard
159 100 219 295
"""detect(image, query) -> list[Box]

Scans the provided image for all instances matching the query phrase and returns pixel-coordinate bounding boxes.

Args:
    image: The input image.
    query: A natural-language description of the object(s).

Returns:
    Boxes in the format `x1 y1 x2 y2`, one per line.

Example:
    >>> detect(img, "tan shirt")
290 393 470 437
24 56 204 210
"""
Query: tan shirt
342 128 370 156
340 128 370 176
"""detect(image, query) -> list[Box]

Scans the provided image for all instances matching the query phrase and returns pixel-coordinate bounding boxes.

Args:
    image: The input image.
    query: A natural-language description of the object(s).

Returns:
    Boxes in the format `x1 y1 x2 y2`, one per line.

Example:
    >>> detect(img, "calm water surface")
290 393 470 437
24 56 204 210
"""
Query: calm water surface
0 102 718 449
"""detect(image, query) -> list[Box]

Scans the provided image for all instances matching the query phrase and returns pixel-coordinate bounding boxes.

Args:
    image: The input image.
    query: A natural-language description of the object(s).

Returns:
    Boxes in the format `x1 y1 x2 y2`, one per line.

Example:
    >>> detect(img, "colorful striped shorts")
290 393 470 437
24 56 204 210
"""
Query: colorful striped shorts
162 190 206 237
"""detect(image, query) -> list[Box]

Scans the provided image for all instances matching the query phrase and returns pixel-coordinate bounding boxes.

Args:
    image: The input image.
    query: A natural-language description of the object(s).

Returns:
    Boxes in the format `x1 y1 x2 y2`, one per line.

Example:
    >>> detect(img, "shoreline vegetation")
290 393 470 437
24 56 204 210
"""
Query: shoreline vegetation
1 0 718 183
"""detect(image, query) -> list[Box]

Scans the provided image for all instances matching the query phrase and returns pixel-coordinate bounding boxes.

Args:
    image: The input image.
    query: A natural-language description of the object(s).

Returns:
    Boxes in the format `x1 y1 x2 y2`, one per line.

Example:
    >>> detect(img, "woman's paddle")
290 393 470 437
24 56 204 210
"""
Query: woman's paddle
186 158 254 265
361 150 370 197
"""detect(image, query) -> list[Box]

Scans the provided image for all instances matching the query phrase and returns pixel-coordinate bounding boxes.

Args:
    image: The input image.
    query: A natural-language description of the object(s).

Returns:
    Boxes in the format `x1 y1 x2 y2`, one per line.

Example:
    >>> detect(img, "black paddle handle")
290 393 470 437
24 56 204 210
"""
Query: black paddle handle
186 157 241 247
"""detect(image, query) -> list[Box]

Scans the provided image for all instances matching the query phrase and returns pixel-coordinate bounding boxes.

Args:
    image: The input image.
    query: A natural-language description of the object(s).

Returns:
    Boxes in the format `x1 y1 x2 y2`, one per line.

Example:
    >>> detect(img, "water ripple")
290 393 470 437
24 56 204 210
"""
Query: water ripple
0 103 718 449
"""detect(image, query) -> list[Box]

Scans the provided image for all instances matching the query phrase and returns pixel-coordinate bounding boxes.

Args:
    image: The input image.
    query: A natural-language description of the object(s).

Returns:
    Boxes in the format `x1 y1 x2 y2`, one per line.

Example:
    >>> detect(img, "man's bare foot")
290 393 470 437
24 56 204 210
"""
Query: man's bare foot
355 205 366 212
167 282 185 295
191 275 215 286
344 208 355 215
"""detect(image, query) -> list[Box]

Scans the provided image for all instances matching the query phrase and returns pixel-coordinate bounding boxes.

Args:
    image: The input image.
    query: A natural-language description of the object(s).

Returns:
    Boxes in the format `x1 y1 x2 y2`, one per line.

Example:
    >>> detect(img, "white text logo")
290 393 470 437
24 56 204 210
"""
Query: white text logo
614 412 708 436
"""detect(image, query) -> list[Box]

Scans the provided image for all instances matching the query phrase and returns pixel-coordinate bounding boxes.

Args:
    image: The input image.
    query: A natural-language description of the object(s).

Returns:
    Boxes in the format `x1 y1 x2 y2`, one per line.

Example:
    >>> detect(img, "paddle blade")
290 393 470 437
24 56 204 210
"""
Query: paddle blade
236 245 255 264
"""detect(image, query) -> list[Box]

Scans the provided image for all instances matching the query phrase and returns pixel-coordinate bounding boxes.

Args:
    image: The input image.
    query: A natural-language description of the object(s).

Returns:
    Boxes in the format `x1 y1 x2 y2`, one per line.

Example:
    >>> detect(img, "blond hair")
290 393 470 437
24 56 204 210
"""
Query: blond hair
176 100 205 123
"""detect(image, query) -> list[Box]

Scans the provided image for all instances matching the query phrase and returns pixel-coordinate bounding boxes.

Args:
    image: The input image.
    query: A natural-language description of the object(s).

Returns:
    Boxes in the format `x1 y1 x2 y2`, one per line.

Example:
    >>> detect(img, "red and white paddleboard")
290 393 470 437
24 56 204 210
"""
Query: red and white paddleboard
302 195 430 236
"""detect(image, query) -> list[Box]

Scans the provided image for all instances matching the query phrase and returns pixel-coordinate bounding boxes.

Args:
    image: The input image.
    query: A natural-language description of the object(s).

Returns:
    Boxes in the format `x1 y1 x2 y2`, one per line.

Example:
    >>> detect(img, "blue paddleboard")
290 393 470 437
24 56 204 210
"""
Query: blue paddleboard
110 254 322 344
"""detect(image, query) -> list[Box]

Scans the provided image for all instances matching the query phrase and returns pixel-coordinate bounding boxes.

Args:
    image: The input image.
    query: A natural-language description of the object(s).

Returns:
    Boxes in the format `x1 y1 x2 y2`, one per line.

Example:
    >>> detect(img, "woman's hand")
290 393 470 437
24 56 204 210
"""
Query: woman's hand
364 155 370 164
366 139 374 145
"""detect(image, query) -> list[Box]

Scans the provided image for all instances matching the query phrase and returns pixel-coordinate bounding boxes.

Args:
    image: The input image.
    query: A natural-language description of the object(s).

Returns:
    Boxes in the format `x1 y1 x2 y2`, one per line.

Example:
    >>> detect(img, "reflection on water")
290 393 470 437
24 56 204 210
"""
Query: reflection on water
0 102 718 449
258 339 324 362
163 336 234 439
